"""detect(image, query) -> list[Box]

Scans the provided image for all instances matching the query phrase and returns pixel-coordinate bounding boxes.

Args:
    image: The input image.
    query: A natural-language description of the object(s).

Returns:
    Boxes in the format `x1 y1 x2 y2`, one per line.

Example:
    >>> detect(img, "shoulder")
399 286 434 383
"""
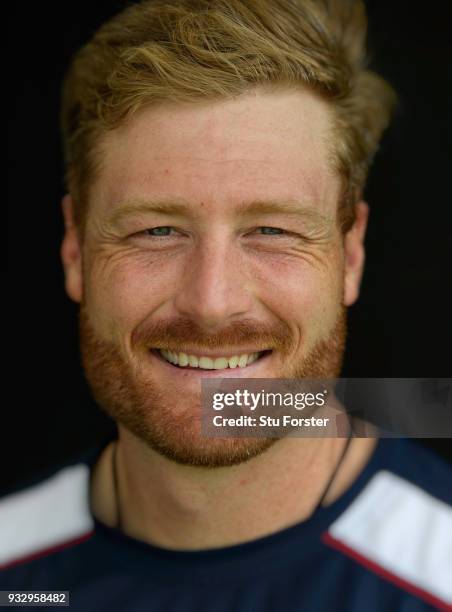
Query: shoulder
390 439 452 504
0 451 98 571
325 439 452 610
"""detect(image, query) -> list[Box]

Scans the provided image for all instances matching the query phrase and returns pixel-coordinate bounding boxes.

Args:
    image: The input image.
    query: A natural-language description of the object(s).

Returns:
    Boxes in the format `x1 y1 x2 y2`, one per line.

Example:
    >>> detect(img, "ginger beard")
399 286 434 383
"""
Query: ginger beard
79 301 347 468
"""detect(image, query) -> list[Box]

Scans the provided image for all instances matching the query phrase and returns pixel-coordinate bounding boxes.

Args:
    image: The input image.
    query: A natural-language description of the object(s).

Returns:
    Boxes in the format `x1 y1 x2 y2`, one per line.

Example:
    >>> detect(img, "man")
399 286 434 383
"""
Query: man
1 1 451 610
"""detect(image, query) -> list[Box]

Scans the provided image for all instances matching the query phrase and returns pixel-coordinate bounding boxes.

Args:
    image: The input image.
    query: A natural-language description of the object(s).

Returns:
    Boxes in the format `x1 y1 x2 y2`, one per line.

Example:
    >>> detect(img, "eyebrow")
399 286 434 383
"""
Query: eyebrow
106 197 333 228
106 199 190 227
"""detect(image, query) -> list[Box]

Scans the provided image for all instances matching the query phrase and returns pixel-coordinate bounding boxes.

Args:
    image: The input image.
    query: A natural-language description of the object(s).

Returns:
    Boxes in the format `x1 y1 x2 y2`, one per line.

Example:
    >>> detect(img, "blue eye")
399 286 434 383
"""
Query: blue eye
144 226 173 236
258 227 285 235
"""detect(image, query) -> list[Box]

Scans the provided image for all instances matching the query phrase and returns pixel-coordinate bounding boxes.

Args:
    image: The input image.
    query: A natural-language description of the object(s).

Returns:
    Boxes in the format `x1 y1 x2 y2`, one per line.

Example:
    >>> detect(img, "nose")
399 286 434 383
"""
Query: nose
173 233 254 330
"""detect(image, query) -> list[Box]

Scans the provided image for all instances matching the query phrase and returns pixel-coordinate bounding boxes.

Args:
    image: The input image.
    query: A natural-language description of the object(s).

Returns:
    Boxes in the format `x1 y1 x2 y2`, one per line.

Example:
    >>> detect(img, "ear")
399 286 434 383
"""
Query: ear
60 194 83 303
343 201 369 306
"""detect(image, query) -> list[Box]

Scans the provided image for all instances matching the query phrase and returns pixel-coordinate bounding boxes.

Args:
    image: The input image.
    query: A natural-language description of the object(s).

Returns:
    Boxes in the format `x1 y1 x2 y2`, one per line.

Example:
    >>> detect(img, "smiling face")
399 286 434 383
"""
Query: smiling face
61 87 368 467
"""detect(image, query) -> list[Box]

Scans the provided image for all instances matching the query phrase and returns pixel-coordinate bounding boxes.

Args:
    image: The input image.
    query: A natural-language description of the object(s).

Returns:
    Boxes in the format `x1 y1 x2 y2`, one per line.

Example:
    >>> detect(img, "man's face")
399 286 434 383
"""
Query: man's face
62 87 367 467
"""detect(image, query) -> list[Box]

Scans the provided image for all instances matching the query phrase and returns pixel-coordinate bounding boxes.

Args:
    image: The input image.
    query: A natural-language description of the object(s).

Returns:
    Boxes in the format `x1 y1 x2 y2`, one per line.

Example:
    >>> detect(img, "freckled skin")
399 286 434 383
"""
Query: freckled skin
62 87 368 467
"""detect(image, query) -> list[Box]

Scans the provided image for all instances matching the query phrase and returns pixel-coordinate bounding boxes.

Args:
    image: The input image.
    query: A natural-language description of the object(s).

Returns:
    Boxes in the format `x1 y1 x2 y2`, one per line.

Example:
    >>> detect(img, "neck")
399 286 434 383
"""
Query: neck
90 428 377 550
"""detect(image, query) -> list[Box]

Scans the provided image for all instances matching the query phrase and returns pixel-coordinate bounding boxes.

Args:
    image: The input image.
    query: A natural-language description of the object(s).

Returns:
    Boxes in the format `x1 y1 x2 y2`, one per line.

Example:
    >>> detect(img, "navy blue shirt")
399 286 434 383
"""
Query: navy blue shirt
1 436 451 611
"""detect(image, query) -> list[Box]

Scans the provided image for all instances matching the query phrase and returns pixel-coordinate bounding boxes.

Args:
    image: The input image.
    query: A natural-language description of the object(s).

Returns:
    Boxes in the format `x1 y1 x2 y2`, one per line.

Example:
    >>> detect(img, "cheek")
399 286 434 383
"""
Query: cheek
249 254 343 338
85 253 183 339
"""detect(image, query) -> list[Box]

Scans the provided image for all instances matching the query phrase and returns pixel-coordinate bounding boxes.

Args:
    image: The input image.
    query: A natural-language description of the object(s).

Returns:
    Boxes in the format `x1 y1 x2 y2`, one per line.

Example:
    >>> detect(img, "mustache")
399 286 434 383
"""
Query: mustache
131 316 295 353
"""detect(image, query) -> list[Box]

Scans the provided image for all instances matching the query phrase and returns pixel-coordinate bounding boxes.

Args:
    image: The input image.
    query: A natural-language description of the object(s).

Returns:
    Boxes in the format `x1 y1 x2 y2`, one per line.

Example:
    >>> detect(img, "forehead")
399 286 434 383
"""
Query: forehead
90 87 340 218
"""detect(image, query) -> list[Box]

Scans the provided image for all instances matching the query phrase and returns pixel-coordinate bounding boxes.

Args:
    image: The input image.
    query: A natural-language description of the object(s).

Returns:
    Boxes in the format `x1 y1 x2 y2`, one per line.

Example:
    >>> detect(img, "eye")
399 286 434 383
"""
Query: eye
256 227 287 235
128 225 187 249
141 226 174 236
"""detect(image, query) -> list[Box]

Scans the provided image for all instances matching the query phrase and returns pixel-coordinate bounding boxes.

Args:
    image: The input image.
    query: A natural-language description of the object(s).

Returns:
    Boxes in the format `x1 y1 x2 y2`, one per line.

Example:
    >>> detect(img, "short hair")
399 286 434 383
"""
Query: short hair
60 0 397 238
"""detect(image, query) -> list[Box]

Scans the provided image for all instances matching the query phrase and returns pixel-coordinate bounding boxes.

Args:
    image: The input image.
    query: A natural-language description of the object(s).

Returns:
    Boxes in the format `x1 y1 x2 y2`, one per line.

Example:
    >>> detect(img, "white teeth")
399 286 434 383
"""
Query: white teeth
213 358 229 369
178 352 189 367
188 354 199 367
238 355 248 368
158 349 265 370
228 355 239 368
247 353 259 365
198 356 214 369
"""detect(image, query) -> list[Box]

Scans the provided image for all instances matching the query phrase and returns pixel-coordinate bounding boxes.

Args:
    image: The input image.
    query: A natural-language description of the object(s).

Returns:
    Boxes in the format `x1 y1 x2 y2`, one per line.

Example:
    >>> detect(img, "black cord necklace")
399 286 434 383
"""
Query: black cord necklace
311 426 354 513
111 427 354 532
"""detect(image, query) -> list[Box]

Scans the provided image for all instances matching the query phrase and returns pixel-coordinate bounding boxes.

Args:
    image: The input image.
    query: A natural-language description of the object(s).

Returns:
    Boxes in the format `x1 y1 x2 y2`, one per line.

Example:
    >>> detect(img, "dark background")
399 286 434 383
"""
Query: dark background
5 1 452 491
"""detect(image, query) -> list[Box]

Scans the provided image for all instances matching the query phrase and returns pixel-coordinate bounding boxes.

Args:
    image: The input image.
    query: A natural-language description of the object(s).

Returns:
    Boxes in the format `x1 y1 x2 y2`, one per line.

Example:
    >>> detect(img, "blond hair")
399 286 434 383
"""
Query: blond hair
60 0 397 236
